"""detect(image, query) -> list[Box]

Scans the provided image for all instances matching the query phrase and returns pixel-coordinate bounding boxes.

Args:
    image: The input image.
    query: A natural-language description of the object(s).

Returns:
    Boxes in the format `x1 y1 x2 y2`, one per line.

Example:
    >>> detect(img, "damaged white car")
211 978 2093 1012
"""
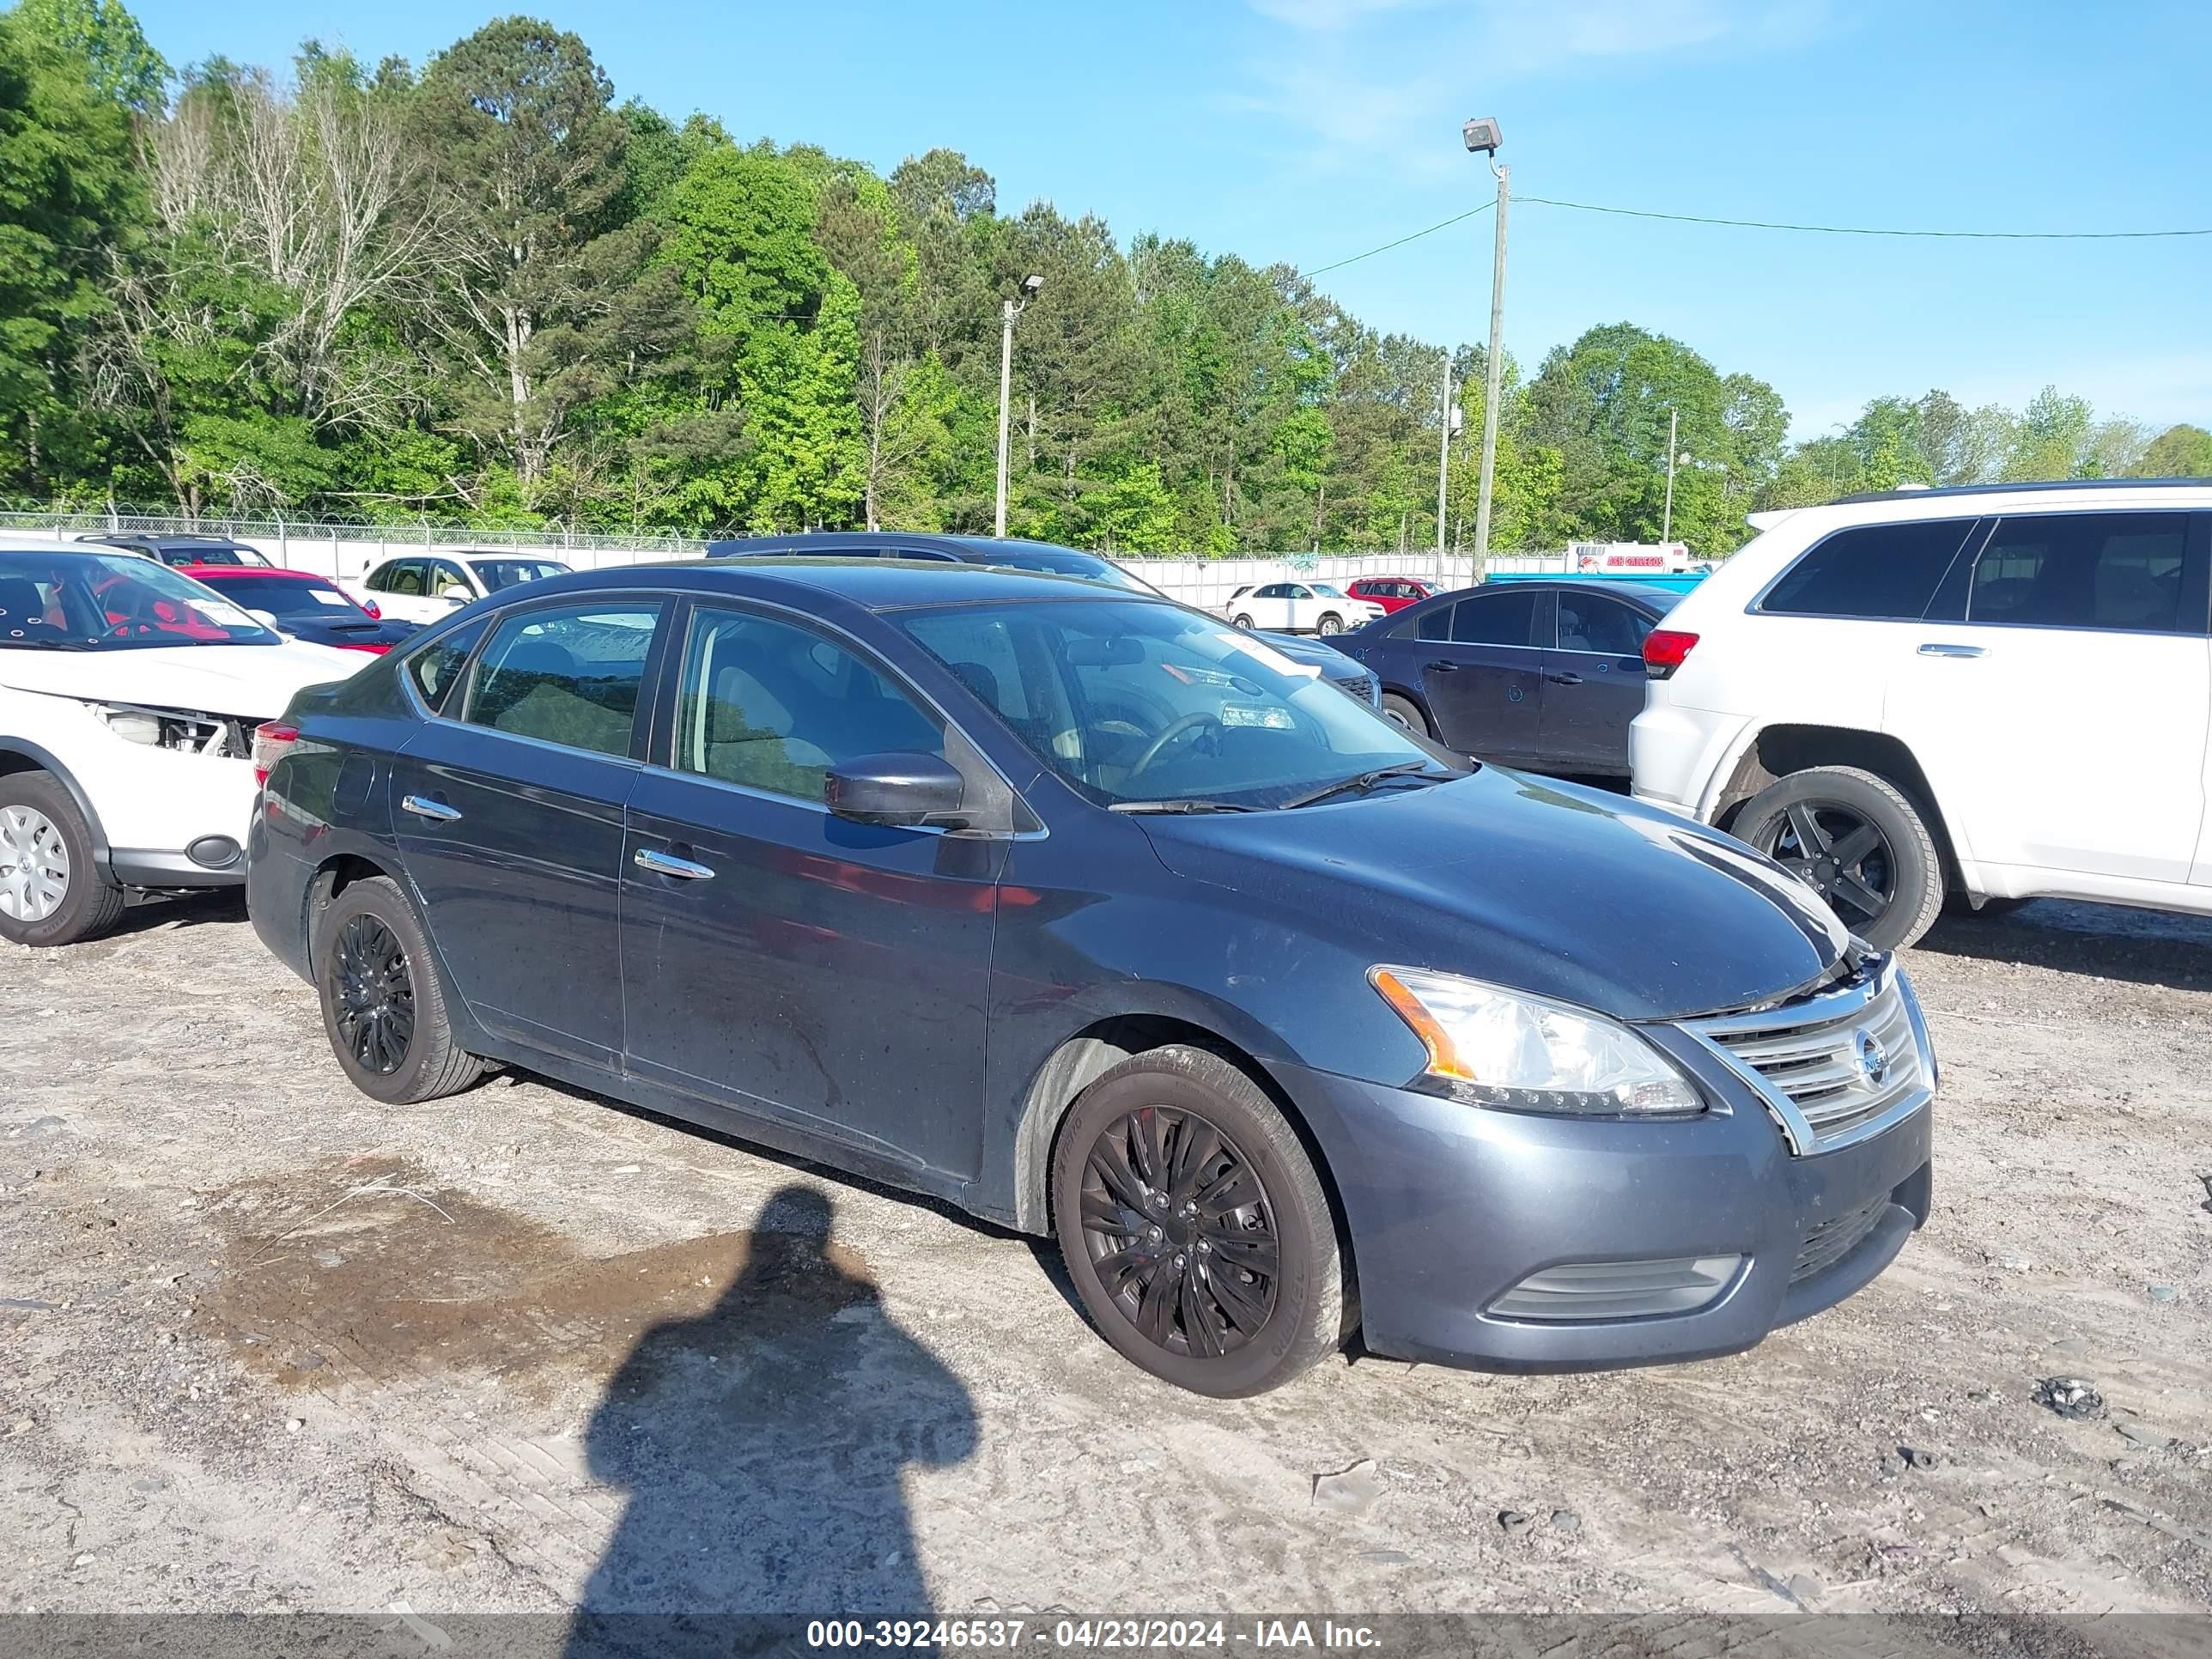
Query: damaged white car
0 545 362 946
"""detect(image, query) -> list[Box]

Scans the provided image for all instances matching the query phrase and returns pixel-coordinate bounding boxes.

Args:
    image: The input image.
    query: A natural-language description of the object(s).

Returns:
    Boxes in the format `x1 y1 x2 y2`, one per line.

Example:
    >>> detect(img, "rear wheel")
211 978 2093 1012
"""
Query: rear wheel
1231 613 1255 630
1051 1045 1346 1397
313 875 483 1103
1316 612 1343 635
1735 766 1944 951
0 772 124 948
1380 693 1429 738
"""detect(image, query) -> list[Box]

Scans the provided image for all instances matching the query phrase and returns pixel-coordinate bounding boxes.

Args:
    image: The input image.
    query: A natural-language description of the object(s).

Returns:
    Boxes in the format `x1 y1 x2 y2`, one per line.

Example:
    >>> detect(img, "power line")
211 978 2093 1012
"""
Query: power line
1304 200 1493 276
1516 194 2212 240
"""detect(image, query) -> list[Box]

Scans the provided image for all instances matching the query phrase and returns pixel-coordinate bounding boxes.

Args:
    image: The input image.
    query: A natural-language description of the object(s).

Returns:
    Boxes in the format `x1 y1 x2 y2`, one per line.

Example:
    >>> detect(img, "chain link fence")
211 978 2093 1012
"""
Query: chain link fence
0 504 1572 596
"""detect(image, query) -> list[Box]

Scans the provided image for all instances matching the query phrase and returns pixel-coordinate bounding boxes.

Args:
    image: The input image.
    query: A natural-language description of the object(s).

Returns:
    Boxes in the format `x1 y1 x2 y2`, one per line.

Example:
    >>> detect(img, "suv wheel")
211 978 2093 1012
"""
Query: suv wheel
0 773 125 947
313 875 483 1103
1735 766 1944 951
1380 693 1429 738
1316 612 1343 635
1051 1044 1346 1397
1231 613 1255 630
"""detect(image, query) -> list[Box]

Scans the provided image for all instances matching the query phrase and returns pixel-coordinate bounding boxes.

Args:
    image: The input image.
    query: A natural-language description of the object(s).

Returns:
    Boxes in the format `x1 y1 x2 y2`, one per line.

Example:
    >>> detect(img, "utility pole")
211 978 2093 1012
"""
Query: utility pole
1472 161 1509 582
994 275 1042 538
1435 351 1453 589
1661 407 1680 545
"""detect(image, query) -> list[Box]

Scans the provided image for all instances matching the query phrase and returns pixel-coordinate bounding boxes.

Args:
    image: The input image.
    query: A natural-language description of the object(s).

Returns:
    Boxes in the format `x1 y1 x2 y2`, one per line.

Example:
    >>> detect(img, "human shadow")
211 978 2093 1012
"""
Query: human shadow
1912 897 2212 994
566 1186 979 1659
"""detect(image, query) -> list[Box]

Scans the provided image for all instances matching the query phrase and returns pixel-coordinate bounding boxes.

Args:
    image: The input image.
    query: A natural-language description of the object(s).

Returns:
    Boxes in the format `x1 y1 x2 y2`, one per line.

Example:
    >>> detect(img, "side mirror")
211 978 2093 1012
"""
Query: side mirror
248 609 287 633
440 587 470 605
824 750 966 829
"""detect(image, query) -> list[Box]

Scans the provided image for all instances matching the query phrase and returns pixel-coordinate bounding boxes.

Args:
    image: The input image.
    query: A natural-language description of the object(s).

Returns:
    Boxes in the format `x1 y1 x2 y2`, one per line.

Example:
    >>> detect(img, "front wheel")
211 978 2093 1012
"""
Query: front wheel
1735 766 1944 951
1379 692 1429 738
1315 612 1343 635
0 772 125 948
313 875 483 1104
1051 1045 1347 1397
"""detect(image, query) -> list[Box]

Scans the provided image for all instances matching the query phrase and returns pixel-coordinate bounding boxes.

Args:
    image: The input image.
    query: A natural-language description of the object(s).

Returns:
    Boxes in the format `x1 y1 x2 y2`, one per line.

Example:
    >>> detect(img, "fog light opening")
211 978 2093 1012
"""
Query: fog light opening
1486 1254 1743 1322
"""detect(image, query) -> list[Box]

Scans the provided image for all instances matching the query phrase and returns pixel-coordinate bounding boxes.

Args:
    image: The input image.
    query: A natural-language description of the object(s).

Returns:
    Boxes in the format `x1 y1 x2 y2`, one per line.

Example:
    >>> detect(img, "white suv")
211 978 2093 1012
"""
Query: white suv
1218 581 1386 635
0 545 361 945
348 551 571 625
1632 480 2212 951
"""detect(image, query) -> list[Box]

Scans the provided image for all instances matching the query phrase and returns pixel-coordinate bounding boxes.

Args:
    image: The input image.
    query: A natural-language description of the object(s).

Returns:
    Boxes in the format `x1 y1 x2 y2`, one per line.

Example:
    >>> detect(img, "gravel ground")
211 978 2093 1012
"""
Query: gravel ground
1 893 2207 1622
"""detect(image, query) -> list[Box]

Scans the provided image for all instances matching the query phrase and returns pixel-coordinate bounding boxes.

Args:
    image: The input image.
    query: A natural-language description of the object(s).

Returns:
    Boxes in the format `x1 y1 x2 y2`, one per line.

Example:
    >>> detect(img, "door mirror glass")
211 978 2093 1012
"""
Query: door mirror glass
825 750 966 827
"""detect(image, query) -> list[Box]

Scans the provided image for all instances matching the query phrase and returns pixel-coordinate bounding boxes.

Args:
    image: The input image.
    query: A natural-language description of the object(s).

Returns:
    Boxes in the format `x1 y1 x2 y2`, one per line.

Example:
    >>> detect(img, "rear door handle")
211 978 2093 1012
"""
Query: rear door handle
1917 642 1986 659
634 847 715 881
1426 660 1460 673
399 794 462 823
1545 672 1583 685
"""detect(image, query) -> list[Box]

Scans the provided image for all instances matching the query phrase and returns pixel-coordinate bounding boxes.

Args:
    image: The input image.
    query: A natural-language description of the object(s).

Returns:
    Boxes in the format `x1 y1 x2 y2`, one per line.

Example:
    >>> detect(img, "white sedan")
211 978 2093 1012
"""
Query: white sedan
1218 581 1387 635
346 551 571 626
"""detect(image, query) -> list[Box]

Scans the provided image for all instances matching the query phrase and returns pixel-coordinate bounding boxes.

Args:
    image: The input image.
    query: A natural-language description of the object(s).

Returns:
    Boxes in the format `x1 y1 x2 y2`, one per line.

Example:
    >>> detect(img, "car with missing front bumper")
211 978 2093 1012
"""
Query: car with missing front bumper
246 559 1934 1395
0 546 359 945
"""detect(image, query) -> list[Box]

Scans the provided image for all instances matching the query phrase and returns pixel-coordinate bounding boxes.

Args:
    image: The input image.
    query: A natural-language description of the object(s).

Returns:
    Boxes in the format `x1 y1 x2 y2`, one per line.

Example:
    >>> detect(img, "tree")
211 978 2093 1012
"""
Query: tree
10 0 165 111
0 8 139 495
2130 423 2212 478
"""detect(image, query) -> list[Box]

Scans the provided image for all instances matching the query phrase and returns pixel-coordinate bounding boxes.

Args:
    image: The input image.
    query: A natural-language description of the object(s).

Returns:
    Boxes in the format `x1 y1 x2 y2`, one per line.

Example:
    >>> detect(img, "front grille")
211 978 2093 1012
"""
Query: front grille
1792 1194 1891 1283
1680 957 1932 1156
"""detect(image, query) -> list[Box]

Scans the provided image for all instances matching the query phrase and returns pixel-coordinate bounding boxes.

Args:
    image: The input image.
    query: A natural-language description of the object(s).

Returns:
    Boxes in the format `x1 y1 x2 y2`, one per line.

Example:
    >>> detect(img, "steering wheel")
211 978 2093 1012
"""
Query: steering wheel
1130 712 1223 776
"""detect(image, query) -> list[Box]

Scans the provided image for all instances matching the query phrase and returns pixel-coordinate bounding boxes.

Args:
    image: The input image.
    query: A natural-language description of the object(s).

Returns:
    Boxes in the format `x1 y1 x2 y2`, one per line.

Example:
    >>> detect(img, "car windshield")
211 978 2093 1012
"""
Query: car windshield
196 574 368 620
900 598 1447 810
0 552 280 649
162 544 267 567
967 546 1167 598
468 558 570 591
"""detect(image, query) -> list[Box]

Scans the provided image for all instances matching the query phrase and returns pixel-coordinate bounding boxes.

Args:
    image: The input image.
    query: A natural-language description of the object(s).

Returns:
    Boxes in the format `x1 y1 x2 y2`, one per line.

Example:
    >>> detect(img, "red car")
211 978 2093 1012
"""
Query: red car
1344 576 1437 614
180 566 416 653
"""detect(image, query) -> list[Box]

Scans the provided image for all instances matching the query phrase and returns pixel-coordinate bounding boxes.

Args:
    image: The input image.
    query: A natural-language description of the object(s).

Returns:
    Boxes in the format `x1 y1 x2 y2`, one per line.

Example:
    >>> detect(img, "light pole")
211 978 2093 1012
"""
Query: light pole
1462 117 1507 582
994 273 1042 538
1661 408 1679 544
1434 349 1459 587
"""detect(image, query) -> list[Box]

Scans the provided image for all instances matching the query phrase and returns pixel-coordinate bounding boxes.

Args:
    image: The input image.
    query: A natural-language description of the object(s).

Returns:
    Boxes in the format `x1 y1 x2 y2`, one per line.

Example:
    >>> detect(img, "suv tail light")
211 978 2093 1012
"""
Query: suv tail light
1643 629 1698 679
252 721 300 786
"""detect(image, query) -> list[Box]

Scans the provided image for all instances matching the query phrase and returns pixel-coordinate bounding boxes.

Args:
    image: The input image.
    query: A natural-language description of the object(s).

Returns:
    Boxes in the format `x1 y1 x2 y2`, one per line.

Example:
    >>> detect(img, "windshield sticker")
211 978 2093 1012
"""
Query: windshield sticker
307 589 352 607
1218 704 1296 731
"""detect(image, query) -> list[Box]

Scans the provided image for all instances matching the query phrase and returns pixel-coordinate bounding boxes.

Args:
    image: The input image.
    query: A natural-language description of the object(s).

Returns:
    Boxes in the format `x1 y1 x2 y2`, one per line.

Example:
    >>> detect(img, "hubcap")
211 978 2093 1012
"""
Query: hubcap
331 914 416 1076
1078 1105 1279 1359
0 805 70 923
1762 801 1895 928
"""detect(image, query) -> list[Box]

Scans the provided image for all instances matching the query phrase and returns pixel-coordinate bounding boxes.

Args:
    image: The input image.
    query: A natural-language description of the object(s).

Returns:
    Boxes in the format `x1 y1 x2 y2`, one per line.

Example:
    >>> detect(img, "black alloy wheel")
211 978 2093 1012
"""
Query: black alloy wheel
1759 800 1895 930
330 913 416 1075
1077 1103 1279 1359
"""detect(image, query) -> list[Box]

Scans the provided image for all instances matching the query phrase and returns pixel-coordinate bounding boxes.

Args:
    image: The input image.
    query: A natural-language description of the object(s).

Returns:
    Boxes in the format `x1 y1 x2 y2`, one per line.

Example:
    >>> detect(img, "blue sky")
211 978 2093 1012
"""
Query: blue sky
125 0 2211 441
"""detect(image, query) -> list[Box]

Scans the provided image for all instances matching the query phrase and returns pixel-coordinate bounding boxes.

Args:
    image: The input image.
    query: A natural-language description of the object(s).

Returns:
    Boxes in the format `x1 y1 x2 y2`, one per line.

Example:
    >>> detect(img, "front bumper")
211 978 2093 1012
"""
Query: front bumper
1272 1048 1931 1371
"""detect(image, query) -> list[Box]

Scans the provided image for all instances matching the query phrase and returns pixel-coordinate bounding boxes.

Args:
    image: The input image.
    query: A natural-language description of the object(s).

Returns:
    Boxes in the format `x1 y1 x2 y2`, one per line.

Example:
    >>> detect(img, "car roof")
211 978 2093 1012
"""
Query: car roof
535 555 1141 612
707 531 1101 562
1832 476 2212 506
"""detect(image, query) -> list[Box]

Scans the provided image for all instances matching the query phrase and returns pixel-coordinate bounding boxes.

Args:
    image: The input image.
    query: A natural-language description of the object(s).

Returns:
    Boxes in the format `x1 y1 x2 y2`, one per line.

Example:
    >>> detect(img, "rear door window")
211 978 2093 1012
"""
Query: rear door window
1446 588 1540 647
462 603 662 757
1968 512 2195 632
1760 520 1978 621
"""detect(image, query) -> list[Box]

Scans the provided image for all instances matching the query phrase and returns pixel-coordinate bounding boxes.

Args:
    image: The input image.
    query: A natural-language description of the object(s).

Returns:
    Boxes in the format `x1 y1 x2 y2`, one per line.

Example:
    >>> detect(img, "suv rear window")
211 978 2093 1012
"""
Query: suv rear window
1760 520 1977 621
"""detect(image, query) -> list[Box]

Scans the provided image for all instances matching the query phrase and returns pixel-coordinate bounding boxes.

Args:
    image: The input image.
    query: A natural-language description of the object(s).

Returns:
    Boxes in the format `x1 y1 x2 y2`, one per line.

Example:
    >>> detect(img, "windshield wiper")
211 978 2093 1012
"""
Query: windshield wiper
1280 760 1449 811
1109 799 1262 815
0 636 94 651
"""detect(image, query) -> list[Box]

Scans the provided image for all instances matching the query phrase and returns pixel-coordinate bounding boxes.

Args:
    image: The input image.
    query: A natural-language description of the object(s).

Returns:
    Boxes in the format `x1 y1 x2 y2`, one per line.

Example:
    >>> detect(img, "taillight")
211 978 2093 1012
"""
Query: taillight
360 598 380 618
1643 629 1698 679
252 721 300 785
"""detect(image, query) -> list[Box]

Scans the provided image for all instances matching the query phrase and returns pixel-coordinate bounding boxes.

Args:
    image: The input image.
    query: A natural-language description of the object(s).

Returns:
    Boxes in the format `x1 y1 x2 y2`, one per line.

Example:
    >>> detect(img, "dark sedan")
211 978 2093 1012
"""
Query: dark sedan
182 566 416 653
246 560 1933 1398
1338 578 1681 779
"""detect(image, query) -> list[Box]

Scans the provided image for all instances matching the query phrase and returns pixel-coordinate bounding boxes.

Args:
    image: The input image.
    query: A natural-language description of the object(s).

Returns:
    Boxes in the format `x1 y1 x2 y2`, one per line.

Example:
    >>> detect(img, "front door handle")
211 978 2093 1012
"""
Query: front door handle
1917 642 1987 659
399 794 462 823
634 847 715 881
1545 672 1583 685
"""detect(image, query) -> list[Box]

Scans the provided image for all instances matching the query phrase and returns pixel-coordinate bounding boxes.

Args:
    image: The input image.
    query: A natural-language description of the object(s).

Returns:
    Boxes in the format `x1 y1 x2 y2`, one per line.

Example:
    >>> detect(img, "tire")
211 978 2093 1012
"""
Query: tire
312 874 483 1104
1231 613 1255 630
1316 612 1343 635
1735 765 1944 951
1379 693 1429 738
0 771 125 948
1050 1044 1346 1397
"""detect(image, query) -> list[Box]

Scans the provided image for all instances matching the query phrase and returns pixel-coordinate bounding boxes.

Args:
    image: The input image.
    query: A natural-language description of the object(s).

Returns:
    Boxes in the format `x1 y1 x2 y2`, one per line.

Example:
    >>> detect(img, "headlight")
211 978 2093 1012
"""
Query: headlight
1370 965 1703 1116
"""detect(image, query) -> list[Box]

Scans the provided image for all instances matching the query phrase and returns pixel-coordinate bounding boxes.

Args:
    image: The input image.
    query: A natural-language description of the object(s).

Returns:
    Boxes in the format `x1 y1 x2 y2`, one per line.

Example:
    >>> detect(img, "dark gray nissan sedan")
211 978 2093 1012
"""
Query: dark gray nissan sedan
246 559 1935 1396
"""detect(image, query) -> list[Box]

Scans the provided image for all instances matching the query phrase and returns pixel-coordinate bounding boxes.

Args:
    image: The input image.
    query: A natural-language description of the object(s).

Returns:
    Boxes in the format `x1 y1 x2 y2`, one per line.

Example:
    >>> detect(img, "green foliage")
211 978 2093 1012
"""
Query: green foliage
10 0 165 110
2131 423 2212 478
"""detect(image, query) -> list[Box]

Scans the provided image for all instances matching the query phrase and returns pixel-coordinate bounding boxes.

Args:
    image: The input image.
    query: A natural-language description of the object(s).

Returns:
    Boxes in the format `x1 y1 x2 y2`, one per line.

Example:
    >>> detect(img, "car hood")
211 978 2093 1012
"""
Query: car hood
1257 631 1364 683
0 640 362 716
1136 766 1849 1023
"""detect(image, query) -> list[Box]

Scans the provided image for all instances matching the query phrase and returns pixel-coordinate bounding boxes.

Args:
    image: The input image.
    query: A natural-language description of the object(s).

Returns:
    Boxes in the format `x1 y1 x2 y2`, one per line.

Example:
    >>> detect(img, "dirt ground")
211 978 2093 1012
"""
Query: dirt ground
2 892 2208 1624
